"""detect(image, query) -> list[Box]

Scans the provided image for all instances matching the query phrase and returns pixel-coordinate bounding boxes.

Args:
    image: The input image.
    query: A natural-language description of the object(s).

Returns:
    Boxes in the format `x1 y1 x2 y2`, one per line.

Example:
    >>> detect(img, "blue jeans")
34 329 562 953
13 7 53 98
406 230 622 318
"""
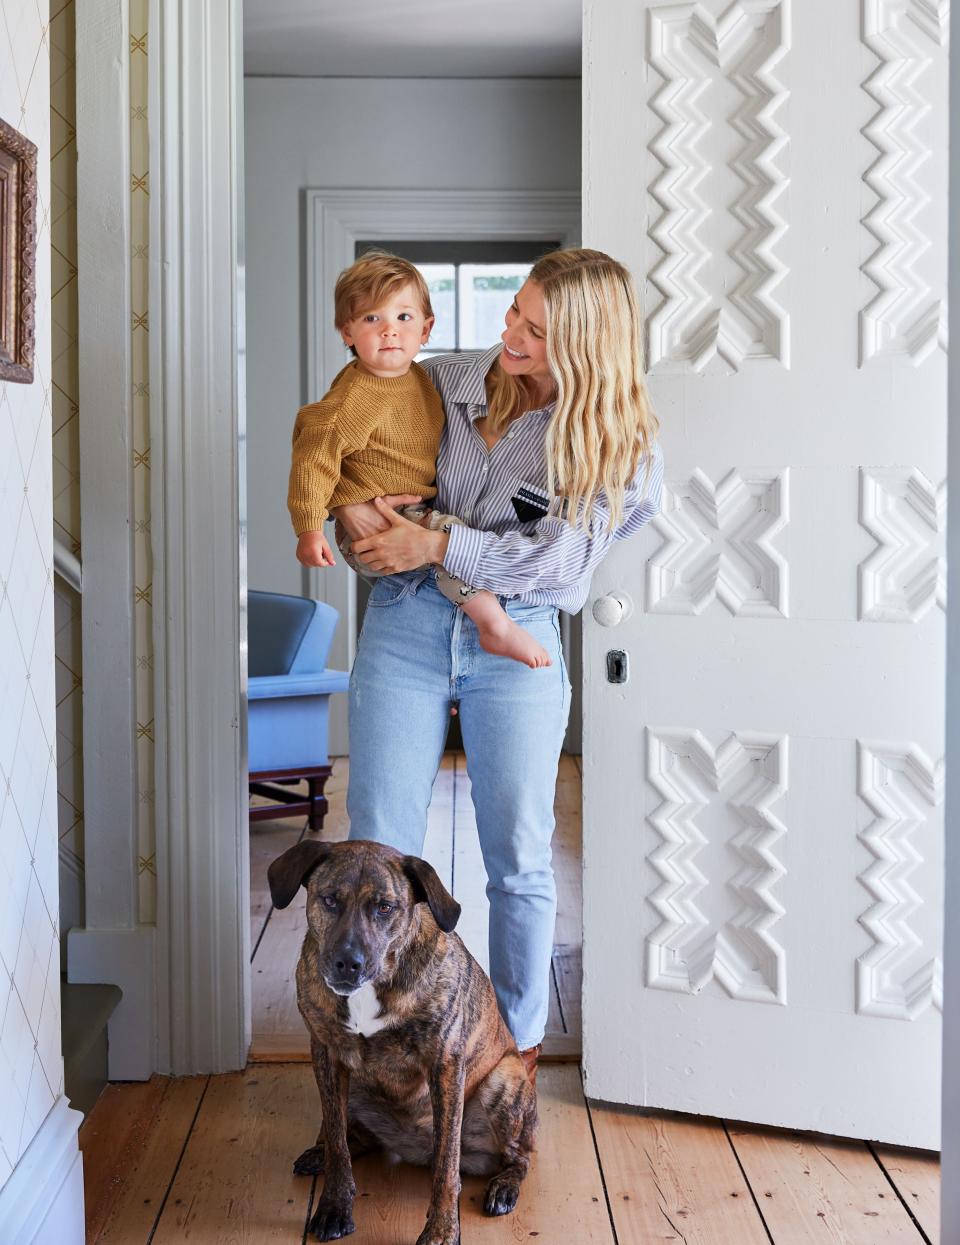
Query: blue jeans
346 570 571 1050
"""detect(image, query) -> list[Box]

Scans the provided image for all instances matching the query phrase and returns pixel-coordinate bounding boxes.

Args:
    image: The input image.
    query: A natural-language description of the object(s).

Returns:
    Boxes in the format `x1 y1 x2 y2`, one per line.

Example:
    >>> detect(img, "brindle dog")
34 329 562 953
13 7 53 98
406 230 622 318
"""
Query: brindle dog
267 838 538 1245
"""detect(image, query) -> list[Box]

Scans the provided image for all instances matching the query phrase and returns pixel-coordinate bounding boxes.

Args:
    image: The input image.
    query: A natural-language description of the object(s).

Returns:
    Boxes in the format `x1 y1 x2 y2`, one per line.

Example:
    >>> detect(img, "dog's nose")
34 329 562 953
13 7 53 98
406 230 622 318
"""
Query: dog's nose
333 950 364 982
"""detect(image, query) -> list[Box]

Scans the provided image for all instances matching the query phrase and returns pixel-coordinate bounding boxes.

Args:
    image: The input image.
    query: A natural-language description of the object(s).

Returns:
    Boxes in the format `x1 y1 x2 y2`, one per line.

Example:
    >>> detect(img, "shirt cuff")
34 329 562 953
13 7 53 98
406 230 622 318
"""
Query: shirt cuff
443 524 485 587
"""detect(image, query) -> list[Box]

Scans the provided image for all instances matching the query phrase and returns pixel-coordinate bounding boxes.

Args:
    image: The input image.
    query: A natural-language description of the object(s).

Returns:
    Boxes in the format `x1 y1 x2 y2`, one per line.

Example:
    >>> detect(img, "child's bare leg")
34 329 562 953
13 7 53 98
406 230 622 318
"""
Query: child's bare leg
460 590 552 669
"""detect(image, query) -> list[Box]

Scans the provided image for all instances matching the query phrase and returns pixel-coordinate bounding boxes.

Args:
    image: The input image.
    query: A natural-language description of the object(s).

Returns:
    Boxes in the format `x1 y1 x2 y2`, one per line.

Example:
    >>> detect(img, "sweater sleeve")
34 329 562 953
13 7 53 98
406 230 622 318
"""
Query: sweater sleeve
287 384 379 535
441 444 664 595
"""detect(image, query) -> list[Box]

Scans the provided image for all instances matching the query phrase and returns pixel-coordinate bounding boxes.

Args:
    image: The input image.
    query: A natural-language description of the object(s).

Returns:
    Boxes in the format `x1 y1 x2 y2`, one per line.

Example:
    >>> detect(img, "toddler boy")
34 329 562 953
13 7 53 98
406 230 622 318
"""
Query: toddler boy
288 251 551 669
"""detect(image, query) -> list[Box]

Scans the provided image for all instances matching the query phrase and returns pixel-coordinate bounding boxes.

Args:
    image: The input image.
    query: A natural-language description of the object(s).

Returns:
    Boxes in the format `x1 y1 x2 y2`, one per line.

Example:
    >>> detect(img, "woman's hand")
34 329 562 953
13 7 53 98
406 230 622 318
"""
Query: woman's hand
296 529 336 568
350 498 449 574
331 494 423 541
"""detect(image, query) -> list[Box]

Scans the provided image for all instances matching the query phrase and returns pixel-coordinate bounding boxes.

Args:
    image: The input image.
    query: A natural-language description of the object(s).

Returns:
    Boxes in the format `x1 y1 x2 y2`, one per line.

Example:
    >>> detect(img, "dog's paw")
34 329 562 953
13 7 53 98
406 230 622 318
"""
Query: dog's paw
309 1197 355 1240
483 1172 521 1217
294 1143 325 1176
414 1227 460 1245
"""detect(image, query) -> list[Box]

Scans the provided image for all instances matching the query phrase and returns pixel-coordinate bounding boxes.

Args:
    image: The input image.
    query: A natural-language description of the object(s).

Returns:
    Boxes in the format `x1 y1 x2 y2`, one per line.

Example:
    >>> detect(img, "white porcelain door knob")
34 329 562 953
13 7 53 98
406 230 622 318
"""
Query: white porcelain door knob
592 593 634 627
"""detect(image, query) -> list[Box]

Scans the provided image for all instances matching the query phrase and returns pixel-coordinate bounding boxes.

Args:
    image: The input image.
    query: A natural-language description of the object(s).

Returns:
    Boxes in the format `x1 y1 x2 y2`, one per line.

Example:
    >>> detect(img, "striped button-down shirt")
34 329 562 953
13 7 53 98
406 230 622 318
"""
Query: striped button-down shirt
422 344 664 613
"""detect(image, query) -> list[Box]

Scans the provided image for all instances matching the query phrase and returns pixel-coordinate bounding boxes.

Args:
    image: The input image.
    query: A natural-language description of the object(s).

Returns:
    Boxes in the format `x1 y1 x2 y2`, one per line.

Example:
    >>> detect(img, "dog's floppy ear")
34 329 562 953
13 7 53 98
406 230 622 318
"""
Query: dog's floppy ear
267 841 334 910
402 855 461 933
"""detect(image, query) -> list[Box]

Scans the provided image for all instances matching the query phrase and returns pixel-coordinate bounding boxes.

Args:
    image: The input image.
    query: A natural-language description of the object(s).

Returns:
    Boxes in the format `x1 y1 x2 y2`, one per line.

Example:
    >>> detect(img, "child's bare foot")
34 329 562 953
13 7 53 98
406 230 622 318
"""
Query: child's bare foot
475 615 552 668
460 589 552 668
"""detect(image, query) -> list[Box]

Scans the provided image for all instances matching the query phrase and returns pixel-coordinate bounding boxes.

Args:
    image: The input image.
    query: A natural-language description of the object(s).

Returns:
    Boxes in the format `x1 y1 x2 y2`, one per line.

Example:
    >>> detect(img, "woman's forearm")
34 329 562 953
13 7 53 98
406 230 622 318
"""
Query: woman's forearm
440 447 664 594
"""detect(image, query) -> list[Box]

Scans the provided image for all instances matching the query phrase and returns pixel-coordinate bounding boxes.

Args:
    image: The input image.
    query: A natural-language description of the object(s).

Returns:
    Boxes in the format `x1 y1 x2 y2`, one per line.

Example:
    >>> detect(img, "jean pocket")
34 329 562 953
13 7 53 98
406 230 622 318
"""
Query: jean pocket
366 574 415 609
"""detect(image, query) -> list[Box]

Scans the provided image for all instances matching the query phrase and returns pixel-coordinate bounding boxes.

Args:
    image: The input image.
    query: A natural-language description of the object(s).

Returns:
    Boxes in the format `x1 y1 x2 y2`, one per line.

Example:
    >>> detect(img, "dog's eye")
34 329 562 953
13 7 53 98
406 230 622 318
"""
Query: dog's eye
375 902 393 916
322 894 337 910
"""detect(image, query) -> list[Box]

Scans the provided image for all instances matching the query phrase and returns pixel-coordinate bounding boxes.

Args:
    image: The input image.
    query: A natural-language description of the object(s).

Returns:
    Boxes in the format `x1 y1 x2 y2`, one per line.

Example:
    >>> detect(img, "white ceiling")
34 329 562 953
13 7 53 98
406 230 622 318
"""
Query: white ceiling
243 1 582 78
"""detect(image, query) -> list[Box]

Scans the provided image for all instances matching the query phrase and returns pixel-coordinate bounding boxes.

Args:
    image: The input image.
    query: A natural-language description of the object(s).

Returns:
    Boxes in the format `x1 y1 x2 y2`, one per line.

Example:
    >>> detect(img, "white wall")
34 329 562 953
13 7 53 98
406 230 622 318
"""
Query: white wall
244 77 581 597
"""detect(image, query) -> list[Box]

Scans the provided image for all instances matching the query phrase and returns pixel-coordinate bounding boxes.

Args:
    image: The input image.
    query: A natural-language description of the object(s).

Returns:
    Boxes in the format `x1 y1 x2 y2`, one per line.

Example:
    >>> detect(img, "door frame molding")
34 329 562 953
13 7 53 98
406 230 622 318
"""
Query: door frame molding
303 188 581 753
148 0 249 1074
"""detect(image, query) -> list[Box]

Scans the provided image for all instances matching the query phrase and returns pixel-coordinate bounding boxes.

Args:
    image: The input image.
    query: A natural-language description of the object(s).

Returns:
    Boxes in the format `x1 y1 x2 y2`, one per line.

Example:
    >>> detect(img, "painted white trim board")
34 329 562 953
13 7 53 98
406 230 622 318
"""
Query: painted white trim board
68 926 156 1080
0 1097 85 1245
149 0 250 1075
75 0 139 932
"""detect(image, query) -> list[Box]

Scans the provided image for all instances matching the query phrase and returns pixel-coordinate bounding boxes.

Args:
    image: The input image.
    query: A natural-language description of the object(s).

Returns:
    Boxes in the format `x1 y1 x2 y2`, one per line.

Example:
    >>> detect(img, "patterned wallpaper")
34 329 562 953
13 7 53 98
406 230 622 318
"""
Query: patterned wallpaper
0 0 64 1192
130 0 155 922
50 0 83 960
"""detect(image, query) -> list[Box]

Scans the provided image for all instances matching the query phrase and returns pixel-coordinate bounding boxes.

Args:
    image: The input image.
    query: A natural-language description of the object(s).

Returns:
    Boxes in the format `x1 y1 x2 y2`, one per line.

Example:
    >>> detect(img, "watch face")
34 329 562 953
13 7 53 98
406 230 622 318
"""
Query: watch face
511 485 550 524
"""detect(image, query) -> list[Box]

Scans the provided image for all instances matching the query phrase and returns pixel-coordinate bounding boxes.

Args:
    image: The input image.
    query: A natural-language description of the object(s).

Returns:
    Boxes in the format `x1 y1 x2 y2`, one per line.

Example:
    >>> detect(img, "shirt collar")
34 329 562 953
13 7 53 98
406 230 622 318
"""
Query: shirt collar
447 343 503 406
449 343 556 421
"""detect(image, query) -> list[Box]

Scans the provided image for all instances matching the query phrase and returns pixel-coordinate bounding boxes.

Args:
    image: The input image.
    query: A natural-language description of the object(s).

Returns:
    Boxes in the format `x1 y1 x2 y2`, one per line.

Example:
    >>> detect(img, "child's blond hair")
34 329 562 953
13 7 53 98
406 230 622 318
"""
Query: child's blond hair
334 251 434 333
486 248 659 531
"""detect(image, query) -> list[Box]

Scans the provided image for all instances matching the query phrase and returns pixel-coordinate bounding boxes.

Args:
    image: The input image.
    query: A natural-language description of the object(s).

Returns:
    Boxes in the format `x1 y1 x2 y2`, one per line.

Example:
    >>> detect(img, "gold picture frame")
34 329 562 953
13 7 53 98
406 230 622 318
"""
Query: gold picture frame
0 116 38 384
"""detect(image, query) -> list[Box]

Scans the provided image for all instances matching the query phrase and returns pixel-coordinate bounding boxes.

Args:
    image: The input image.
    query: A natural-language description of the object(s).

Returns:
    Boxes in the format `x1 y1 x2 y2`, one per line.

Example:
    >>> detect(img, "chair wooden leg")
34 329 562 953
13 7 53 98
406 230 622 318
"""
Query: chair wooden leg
249 764 334 829
307 774 330 832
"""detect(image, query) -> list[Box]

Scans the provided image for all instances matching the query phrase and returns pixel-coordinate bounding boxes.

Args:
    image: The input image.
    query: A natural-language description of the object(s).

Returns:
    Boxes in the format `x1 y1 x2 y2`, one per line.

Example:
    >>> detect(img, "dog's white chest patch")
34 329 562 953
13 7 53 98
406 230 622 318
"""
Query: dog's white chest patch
345 981 390 1037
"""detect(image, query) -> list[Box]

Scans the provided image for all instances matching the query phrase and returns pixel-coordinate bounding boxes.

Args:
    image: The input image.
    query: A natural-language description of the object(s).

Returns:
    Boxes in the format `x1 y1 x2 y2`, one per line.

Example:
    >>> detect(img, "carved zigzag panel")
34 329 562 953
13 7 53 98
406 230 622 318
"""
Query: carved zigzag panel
861 0 949 366
857 741 944 1019
859 467 945 621
647 468 789 616
647 0 790 372
646 728 787 1004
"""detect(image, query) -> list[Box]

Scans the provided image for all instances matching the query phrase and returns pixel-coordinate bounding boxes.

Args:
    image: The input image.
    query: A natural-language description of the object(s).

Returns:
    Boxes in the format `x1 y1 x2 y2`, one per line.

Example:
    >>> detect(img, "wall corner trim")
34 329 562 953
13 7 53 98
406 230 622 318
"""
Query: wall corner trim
0 1097 85 1245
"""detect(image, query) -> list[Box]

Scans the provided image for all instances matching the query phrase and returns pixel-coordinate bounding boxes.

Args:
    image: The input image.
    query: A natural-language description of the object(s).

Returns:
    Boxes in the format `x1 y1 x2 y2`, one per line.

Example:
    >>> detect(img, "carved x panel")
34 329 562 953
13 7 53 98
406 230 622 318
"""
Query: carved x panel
859 467 945 621
646 728 788 1004
647 0 790 372
647 468 789 616
857 741 944 1019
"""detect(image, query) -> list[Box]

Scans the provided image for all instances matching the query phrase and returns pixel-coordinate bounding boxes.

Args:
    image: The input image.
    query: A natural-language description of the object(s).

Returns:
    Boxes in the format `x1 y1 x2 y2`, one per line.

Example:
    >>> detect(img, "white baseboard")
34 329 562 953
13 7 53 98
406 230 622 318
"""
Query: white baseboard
68 925 156 1079
0 1097 85 1245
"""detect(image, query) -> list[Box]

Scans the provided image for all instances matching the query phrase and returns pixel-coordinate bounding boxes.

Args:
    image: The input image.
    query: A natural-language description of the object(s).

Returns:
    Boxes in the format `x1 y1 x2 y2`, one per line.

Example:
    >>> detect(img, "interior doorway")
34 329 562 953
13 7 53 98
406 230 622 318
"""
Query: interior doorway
242 1 584 1062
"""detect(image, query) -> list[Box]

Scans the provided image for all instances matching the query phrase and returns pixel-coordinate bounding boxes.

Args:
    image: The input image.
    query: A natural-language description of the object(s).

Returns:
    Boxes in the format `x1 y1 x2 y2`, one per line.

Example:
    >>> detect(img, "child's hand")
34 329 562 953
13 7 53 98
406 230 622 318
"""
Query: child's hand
296 530 336 568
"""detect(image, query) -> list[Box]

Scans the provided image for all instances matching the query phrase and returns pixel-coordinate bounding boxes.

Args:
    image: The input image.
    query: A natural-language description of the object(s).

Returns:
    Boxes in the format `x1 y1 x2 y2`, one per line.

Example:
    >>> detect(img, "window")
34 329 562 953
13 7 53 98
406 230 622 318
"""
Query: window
355 240 560 358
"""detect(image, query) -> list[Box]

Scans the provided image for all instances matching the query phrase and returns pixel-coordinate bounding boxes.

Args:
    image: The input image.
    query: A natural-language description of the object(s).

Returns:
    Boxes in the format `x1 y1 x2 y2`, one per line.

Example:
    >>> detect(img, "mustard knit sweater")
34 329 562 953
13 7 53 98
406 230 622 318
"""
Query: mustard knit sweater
287 361 444 535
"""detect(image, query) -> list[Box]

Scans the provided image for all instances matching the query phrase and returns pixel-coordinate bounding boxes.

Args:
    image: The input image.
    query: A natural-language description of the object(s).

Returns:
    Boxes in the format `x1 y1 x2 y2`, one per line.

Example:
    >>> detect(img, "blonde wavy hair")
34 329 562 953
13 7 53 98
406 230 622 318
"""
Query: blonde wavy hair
486 248 658 530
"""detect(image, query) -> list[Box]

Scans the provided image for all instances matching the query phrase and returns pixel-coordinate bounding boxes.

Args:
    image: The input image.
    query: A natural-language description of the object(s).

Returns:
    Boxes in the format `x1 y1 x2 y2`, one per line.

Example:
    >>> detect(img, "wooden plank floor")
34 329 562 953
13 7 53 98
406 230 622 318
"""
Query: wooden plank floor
80 1063 941 1244
81 753 941 1243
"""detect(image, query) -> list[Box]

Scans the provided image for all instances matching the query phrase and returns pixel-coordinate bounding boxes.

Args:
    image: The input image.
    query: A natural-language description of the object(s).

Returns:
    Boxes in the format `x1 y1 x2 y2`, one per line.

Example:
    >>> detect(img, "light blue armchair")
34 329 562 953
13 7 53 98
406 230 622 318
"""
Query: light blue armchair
248 589 350 831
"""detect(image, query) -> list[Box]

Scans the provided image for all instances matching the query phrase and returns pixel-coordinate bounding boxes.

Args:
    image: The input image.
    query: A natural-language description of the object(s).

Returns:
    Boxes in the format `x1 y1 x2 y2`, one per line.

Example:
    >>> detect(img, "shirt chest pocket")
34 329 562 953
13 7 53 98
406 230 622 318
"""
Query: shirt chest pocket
510 481 552 524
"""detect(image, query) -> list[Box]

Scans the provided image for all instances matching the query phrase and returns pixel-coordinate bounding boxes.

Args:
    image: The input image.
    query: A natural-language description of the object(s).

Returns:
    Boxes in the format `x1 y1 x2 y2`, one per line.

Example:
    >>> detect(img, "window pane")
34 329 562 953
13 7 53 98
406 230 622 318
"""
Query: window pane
458 264 532 350
414 263 456 353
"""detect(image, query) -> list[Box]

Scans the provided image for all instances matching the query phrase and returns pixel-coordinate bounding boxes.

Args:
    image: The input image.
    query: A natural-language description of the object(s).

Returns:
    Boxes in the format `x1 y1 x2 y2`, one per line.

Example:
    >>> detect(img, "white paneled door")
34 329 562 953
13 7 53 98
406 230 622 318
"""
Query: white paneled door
581 0 947 1146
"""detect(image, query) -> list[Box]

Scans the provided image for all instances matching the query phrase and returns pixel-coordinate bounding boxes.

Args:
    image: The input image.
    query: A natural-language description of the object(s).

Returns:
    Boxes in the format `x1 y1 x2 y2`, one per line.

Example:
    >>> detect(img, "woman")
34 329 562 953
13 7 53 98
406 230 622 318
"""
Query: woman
333 248 663 1081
